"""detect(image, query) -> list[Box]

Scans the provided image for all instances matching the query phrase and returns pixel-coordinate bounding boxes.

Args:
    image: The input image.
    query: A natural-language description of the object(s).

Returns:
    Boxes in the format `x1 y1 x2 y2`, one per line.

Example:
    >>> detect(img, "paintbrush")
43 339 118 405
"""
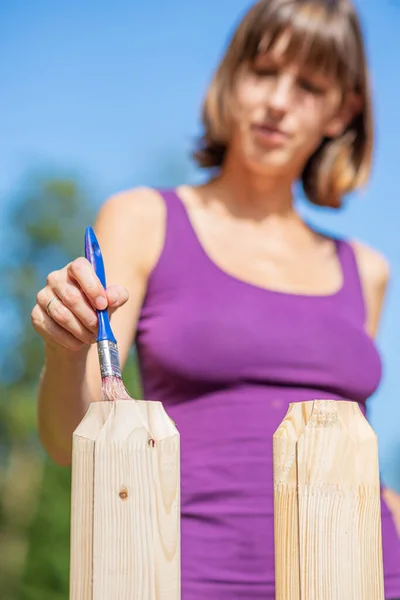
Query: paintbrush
84 226 131 402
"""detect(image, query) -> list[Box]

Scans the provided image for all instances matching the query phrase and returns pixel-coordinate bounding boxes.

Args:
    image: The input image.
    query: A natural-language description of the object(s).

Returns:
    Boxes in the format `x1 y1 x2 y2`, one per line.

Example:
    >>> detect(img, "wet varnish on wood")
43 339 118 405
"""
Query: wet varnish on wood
273 399 384 600
69 400 180 600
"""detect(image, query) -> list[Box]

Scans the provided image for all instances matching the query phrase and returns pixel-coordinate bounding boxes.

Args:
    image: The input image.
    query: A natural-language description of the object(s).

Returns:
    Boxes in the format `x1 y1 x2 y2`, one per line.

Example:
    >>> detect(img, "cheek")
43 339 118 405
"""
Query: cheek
234 78 265 118
291 98 332 147
293 93 341 139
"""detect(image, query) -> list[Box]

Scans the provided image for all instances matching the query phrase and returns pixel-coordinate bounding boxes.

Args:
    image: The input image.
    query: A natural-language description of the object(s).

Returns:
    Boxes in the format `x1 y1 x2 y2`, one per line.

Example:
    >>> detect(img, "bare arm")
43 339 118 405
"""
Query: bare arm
383 487 400 537
351 240 400 530
33 187 166 465
351 240 390 338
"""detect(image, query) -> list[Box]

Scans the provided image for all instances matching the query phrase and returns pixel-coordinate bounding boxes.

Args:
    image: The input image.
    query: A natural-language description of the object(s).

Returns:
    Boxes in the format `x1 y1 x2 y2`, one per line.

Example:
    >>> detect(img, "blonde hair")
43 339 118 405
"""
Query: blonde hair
193 0 373 208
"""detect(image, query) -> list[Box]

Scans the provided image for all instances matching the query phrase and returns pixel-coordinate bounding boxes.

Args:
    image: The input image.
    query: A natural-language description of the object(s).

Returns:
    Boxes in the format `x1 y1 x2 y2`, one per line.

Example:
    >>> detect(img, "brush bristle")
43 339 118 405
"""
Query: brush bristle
101 376 132 401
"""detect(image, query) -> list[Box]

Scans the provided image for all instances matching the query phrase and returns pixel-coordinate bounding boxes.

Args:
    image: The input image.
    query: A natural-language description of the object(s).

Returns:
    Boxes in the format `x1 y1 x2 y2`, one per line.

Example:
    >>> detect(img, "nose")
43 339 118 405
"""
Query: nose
267 74 292 116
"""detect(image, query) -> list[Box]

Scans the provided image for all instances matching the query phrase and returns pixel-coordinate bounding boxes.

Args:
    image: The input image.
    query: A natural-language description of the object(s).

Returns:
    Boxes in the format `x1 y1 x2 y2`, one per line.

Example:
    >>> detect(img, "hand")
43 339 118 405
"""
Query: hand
31 257 129 352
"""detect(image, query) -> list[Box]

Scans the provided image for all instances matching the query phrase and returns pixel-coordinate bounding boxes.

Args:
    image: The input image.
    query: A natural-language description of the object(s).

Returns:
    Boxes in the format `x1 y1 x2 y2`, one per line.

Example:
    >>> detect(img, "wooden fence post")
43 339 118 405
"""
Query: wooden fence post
273 399 384 600
69 400 180 600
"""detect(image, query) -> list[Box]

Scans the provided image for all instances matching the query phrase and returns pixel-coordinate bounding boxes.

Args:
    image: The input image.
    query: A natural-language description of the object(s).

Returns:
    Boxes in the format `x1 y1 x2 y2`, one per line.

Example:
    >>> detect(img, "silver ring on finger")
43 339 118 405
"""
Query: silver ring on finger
46 297 58 317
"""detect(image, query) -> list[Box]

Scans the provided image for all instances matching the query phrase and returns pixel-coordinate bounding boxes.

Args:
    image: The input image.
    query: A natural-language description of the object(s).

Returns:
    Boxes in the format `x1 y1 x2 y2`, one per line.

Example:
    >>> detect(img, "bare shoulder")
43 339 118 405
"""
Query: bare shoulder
350 239 391 336
97 186 166 238
100 186 166 220
350 239 391 290
94 186 167 277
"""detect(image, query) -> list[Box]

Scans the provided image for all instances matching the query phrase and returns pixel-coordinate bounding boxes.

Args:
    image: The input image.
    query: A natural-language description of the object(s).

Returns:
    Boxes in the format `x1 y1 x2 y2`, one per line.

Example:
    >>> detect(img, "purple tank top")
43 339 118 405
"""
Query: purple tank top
135 189 400 599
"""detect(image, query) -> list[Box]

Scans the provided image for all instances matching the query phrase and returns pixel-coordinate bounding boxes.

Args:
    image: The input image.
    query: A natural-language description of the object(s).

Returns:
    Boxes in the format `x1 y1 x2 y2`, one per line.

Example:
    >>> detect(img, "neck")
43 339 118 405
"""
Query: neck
209 149 297 221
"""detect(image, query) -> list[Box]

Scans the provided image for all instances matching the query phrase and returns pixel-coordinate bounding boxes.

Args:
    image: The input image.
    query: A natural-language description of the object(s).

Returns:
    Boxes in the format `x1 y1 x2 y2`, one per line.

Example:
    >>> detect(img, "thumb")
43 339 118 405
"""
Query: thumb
106 285 129 312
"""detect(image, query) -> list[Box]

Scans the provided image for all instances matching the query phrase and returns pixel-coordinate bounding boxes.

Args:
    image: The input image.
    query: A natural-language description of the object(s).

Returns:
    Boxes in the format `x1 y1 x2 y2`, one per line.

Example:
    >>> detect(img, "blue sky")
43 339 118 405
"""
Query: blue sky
1 1 400 488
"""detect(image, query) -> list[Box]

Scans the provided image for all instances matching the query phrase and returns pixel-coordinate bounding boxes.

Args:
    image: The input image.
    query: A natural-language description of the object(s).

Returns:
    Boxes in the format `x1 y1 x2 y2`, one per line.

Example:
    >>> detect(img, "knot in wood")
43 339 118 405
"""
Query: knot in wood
119 486 128 500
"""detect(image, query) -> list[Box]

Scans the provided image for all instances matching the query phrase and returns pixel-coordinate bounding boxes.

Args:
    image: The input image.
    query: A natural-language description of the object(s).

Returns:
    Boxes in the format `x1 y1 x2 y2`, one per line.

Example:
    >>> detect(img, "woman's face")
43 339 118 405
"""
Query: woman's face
229 37 349 178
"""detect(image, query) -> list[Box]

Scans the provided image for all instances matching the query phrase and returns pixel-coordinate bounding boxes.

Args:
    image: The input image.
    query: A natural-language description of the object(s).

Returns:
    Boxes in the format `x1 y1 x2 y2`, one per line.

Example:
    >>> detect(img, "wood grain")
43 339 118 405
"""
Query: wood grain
69 400 180 600
273 399 384 600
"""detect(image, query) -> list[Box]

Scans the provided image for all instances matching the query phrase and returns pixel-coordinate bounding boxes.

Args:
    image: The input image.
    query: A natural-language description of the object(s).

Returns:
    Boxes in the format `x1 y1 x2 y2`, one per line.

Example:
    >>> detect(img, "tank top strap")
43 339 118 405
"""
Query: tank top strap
156 187 202 252
146 188 204 290
157 187 187 228
336 238 367 324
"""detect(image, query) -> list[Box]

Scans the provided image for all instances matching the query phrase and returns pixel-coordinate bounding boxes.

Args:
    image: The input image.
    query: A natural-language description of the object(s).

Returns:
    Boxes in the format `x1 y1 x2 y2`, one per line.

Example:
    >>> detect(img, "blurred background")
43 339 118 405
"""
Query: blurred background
1 0 400 598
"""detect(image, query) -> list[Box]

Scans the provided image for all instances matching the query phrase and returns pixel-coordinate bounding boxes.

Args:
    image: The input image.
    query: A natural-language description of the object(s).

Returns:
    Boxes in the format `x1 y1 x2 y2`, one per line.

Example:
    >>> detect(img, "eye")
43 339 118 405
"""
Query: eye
298 77 326 95
252 66 278 78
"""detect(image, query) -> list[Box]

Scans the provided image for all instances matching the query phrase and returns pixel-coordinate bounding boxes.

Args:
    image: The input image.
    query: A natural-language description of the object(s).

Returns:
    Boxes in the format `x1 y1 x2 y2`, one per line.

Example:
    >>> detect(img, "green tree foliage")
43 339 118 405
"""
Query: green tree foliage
0 172 141 599
2 176 95 387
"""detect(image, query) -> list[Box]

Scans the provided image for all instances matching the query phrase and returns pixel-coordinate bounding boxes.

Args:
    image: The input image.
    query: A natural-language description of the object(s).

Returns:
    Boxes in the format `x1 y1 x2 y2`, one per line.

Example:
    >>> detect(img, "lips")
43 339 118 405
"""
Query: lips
251 123 288 145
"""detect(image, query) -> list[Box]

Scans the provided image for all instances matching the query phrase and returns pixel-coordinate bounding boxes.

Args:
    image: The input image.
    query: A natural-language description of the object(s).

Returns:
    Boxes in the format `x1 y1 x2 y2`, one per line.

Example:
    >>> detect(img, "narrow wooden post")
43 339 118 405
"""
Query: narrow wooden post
69 400 180 600
273 399 384 600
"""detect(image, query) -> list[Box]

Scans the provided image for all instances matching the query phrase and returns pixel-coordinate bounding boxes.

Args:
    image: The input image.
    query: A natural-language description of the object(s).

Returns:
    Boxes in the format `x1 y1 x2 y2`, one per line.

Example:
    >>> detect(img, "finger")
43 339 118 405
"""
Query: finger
31 304 91 352
106 285 130 309
44 278 99 334
36 290 96 345
67 257 108 310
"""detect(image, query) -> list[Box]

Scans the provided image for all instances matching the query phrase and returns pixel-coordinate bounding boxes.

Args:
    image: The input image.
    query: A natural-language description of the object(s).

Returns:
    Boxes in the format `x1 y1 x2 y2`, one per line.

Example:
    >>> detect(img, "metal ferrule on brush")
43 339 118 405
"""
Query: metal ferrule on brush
97 340 122 379
84 226 124 381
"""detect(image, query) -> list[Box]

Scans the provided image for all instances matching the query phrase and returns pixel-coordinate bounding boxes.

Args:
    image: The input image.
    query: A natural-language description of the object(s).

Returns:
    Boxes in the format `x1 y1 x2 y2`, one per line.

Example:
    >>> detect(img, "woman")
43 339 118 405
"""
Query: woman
32 0 400 597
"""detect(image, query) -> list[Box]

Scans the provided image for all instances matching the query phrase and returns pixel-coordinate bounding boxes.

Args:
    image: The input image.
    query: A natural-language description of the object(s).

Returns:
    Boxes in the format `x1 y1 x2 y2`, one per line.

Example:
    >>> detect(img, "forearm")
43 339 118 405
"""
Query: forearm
37 345 100 466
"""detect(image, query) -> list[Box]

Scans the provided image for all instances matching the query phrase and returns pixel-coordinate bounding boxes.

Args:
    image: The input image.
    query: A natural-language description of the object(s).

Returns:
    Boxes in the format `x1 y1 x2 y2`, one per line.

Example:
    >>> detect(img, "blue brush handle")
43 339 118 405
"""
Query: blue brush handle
84 226 117 344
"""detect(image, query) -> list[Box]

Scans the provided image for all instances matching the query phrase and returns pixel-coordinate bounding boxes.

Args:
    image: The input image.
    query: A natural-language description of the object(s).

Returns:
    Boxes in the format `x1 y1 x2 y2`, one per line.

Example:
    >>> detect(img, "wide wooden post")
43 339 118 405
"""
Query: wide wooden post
69 400 180 600
273 399 384 600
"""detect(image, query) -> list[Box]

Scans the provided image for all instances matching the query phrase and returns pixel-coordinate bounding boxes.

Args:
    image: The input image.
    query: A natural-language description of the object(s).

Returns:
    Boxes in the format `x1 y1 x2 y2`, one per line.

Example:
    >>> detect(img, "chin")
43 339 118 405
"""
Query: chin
244 148 296 177
240 133 313 179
